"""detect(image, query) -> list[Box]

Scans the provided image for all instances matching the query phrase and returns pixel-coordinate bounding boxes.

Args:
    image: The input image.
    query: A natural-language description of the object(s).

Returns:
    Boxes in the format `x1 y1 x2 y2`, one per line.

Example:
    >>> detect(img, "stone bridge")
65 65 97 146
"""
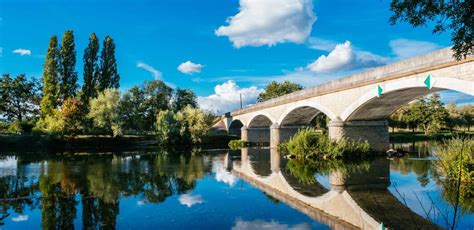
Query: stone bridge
221 48 474 151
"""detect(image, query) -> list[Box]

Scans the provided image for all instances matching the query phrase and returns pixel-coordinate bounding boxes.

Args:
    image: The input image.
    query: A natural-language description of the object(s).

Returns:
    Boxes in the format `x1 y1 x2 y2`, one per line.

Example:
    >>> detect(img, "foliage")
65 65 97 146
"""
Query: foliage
228 139 249 150
257 81 303 102
280 128 371 160
0 74 41 123
155 110 184 146
40 35 61 117
141 80 173 129
88 89 122 137
118 86 147 133
389 0 473 60
389 93 456 135
60 97 84 136
59 30 78 101
98 36 120 90
434 136 474 213
310 113 328 130
175 105 212 144
81 33 100 108
34 111 65 135
173 88 197 111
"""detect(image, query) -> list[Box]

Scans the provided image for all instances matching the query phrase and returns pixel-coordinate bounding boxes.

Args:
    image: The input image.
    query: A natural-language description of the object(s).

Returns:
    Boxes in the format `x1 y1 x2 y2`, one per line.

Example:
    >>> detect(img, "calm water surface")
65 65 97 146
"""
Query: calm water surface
0 141 472 229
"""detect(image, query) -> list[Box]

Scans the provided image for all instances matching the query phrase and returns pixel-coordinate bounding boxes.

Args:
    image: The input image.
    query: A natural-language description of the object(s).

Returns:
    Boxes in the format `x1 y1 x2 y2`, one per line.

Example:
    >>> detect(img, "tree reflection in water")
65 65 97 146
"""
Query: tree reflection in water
0 150 209 229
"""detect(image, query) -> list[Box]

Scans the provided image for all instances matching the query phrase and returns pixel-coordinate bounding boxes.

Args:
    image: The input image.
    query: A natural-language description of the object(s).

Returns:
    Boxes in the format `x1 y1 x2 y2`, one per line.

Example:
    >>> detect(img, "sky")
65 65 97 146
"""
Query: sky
1 0 472 113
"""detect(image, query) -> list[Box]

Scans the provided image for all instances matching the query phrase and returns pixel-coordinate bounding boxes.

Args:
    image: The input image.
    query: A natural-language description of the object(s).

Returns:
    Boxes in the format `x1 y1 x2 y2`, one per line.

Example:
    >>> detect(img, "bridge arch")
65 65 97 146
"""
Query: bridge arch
277 101 338 126
247 112 276 128
340 77 474 121
228 119 244 136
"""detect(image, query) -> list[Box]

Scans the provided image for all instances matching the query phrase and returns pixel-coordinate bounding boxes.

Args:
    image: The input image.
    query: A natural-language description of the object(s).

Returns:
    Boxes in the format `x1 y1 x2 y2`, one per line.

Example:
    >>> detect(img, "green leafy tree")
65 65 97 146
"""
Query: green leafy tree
173 88 197 111
155 110 182 146
98 36 120 91
81 33 100 107
142 80 173 130
258 81 303 102
88 89 122 137
389 0 473 60
0 74 41 122
175 105 212 144
40 35 61 117
445 103 463 132
460 105 473 131
118 86 147 132
59 30 78 101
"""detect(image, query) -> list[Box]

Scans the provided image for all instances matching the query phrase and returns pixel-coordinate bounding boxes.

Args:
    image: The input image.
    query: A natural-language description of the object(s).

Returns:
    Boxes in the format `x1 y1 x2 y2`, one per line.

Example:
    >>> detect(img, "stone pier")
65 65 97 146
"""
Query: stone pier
328 120 389 152
270 123 304 148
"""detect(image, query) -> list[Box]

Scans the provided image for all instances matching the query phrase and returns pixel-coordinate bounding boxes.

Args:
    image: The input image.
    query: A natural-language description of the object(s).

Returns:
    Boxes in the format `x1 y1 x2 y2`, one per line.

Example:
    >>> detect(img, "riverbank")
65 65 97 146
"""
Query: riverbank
0 134 238 151
389 131 473 142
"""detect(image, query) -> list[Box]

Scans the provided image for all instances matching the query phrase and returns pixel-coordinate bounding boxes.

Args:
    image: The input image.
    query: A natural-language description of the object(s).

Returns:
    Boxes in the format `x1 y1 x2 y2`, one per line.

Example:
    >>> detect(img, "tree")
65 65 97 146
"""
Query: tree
88 89 121 137
389 0 473 60
59 30 78 101
40 35 61 117
142 80 173 130
173 88 197 111
258 81 303 102
60 98 84 136
98 36 120 91
175 105 212 144
0 74 41 122
155 110 182 146
118 86 147 133
445 103 463 132
81 33 100 107
460 105 473 131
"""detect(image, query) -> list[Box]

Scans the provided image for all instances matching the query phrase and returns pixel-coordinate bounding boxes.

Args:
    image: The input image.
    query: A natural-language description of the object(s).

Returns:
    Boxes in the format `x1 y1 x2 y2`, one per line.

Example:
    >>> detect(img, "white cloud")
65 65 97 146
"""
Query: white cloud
178 194 204 207
198 80 263 114
212 158 238 186
137 62 162 79
12 215 29 222
306 41 386 73
389 39 441 59
178 61 203 75
307 37 337 51
215 0 316 48
13 48 31 56
232 219 311 230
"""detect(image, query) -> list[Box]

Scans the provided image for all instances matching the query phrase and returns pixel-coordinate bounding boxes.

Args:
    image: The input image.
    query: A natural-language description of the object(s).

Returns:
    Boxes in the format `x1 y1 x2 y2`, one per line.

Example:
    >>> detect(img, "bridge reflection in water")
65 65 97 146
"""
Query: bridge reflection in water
227 148 438 230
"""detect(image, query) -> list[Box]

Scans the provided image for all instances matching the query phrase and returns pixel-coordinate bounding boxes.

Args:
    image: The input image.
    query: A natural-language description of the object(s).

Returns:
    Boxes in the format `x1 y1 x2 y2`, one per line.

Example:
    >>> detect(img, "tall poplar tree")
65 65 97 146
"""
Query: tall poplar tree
98 36 120 91
81 33 100 106
59 30 78 101
40 35 60 117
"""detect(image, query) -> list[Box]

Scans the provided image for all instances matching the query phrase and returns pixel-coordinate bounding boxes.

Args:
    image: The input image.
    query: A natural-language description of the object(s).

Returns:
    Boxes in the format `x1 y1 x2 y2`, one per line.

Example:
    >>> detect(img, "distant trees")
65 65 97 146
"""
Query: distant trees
258 81 303 102
389 0 473 60
389 93 472 135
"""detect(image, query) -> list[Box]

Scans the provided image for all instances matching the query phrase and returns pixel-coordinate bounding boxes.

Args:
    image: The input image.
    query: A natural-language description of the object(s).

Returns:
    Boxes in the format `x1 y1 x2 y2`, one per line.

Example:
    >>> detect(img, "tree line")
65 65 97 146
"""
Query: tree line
389 93 473 135
0 30 213 144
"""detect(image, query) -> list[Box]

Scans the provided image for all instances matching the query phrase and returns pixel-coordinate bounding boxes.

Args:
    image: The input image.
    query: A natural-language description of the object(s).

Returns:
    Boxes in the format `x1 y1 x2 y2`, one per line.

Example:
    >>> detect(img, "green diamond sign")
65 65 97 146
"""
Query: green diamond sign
424 74 436 90
377 85 383 97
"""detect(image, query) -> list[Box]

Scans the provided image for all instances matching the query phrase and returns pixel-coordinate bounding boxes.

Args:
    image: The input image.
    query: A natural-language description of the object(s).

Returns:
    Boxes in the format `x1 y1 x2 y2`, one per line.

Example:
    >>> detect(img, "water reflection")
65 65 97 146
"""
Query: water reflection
232 148 442 229
0 152 210 229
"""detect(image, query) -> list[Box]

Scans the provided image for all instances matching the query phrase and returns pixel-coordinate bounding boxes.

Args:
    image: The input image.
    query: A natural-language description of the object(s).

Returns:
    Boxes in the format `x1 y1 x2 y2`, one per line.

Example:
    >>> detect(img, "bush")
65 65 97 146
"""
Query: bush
280 128 371 160
155 110 187 146
434 136 473 212
33 111 65 135
88 89 122 137
175 105 213 144
228 139 249 150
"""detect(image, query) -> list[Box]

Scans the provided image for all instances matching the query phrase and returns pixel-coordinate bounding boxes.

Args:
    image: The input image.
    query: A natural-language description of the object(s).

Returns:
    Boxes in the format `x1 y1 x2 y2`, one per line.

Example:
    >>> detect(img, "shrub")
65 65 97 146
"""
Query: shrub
155 110 185 146
88 89 122 137
175 105 212 144
228 139 249 150
281 128 371 160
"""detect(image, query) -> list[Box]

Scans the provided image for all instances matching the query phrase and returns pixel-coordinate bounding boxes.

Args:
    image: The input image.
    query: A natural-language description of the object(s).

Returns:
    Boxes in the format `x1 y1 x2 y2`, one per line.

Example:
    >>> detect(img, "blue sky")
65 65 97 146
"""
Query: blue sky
0 0 472 113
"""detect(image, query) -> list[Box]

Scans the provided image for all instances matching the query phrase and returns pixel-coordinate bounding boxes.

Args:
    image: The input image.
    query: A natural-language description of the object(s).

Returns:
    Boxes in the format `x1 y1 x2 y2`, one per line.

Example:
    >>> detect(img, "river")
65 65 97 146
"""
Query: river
0 141 472 229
